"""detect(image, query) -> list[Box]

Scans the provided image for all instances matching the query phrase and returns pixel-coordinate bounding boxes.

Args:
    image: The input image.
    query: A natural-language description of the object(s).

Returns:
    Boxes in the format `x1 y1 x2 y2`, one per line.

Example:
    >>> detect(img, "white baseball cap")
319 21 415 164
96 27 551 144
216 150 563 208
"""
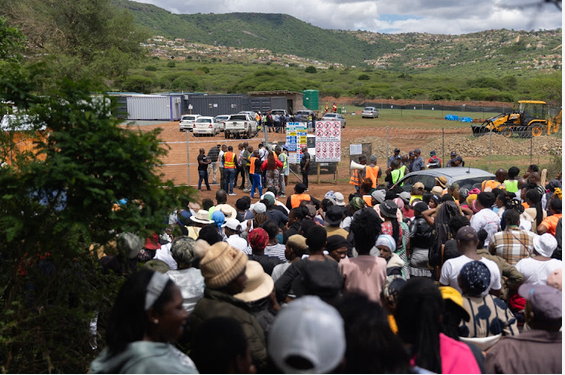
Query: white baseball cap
222 218 241 231
268 296 345 374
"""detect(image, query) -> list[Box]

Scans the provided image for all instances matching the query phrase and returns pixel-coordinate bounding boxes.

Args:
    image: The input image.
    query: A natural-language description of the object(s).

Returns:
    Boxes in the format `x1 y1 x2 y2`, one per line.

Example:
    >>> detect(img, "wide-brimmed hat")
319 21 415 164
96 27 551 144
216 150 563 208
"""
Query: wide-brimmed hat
325 205 344 226
380 200 398 219
334 192 345 206
533 233 558 258
216 204 237 220
191 210 214 225
234 260 274 302
431 186 444 195
435 176 448 188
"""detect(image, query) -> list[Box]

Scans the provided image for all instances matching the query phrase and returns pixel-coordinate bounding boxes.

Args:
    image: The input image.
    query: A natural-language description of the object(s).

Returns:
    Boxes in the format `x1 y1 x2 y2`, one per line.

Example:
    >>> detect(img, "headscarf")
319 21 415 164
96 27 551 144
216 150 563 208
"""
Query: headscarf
211 210 225 230
248 228 269 251
459 261 491 297
376 234 397 252
553 187 562 200
350 197 366 211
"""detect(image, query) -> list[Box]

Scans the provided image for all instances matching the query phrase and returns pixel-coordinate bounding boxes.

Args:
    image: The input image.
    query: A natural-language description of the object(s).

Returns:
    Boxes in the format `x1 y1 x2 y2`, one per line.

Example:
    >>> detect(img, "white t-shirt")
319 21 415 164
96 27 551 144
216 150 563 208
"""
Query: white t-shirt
271 262 292 283
516 257 562 285
440 255 502 296
154 242 178 270
470 209 501 247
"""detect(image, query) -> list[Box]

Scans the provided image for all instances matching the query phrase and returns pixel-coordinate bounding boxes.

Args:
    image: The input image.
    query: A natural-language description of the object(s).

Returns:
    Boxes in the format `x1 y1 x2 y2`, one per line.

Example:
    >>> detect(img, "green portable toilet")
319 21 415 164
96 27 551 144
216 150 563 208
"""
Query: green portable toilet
303 90 319 111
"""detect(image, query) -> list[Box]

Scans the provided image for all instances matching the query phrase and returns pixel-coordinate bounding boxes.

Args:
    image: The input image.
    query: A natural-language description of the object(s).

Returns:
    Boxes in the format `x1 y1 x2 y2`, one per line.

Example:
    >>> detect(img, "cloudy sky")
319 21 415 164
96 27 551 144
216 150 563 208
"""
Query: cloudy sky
137 0 562 34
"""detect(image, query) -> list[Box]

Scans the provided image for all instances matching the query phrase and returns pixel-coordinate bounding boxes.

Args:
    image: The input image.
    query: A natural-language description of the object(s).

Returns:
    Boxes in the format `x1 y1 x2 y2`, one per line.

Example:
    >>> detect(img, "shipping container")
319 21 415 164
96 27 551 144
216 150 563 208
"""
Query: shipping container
125 95 183 121
184 94 251 116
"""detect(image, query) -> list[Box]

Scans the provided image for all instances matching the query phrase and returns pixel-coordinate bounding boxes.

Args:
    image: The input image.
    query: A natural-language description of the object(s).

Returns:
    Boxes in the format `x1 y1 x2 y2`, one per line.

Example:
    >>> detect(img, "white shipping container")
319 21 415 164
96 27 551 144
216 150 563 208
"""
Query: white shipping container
126 96 180 120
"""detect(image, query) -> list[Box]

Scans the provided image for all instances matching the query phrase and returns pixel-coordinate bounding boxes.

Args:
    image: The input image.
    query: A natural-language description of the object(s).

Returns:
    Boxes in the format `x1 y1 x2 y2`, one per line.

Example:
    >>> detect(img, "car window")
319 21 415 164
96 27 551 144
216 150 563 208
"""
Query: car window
229 115 248 121
456 177 493 191
197 119 212 123
399 174 436 191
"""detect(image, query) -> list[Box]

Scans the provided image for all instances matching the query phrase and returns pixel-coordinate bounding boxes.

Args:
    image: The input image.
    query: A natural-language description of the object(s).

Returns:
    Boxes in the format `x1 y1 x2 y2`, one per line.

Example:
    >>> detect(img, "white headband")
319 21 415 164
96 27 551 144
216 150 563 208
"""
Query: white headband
144 272 170 311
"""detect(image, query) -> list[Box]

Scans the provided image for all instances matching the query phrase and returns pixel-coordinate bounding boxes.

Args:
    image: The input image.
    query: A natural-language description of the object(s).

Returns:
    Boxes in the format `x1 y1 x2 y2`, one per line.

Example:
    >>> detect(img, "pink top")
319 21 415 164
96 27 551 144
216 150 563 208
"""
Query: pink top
410 333 481 374
339 255 387 303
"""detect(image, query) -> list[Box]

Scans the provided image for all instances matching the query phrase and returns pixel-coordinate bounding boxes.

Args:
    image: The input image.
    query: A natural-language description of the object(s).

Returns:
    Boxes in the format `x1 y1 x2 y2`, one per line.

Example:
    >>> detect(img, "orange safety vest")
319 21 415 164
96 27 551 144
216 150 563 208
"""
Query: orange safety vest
224 152 236 169
349 169 362 186
364 165 380 188
250 156 258 174
363 195 373 207
290 193 311 208
481 179 503 192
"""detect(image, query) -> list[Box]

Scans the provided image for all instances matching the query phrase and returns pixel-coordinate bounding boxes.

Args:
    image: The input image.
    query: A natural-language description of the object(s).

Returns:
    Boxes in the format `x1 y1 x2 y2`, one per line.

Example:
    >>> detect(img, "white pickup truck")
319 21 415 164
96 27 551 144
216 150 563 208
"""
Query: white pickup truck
223 114 258 139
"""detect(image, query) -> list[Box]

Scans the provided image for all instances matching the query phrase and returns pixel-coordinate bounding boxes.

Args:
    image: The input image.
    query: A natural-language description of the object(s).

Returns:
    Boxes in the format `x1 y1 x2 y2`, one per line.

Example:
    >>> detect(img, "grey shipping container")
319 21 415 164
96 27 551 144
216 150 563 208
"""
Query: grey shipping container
270 97 287 111
184 94 251 116
250 97 272 113
126 95 182 120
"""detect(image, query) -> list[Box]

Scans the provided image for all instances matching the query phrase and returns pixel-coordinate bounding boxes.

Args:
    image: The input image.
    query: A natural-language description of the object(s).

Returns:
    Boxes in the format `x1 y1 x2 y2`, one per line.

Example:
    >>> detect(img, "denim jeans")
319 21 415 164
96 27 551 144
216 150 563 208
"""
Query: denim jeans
250 174 262 198
198 170 210 190
224 168 235 194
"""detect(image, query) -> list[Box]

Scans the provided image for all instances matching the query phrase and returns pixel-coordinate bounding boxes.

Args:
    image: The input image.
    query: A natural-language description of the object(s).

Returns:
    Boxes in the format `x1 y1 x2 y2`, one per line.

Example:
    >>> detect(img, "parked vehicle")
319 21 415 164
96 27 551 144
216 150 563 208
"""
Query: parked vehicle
393 167 495 192
193 116 220 136
320 113 346 128
214 115 230 132
362 106 379 119
179 114 201 132
224 114 258 139
271 109 287 117
238 111 256 117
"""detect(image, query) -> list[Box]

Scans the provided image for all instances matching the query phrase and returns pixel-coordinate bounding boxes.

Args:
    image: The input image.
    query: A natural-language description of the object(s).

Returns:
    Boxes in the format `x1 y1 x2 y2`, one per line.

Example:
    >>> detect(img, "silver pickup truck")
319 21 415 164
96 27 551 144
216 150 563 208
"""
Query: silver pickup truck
223 114 258 139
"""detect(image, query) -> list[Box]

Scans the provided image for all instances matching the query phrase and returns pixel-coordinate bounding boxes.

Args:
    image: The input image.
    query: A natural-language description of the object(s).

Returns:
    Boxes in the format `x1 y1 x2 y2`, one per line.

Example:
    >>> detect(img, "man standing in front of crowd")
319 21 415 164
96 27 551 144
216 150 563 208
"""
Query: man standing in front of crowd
411 148 425 172
207 144 221 184
300 145 311 190
223 145 237 196
258 143 268 185
265 111 274 133
350 155 367 193
275 146 287 197
364 155 381 189
243 145 253 193
218 144 227 192
274 112 281 134
197 148 211 191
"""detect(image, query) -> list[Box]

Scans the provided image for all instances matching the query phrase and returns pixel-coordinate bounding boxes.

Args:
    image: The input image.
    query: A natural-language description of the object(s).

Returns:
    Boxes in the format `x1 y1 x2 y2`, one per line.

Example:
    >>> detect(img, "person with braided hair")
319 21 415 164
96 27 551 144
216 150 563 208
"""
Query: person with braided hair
394 278 481 374
524 189 546 234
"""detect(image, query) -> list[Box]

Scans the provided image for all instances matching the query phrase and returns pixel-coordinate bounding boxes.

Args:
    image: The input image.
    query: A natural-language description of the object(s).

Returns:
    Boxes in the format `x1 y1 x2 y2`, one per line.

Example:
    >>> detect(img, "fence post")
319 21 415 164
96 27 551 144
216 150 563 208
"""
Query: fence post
530 136 533 165
263 121 268 146
442 127 445 166
186 130 191 186
386 126 389 167
489 128 492 172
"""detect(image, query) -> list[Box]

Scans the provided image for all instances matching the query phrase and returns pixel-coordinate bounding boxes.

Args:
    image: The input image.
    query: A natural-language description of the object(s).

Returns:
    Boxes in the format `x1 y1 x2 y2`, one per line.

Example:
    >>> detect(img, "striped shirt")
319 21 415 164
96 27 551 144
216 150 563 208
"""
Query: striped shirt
488 226 536 266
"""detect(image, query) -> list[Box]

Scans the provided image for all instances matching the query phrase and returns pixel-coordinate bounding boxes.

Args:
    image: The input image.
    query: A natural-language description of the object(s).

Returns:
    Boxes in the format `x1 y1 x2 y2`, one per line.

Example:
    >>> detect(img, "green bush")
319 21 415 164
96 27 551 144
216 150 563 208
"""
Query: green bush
305 66 317 73
122 74 153 93
171 74 200 91
358 74 370 80
144 65 158 71
167 61 176 68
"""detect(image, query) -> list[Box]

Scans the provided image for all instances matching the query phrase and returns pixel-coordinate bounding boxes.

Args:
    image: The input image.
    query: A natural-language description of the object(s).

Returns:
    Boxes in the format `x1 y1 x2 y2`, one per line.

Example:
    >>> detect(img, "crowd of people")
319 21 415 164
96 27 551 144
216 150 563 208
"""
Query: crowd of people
91 158 562 374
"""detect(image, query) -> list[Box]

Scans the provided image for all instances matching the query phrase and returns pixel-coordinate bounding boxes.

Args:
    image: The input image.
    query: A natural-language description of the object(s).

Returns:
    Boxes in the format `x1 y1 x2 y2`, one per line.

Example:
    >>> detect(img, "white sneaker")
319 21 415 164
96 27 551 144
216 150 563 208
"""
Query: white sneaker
229 193 237 196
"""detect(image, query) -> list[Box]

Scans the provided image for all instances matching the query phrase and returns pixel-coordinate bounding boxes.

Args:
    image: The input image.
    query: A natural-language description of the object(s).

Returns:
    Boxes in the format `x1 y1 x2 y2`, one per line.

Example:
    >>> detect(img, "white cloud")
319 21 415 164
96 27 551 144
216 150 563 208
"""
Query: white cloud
136 0 562 34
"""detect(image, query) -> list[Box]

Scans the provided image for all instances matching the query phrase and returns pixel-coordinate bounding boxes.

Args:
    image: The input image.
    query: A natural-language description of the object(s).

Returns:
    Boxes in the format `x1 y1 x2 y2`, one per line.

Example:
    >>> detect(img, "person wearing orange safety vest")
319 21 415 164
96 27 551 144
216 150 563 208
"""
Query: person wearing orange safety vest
481 168 507 192
364 155 382 189
223 145 237 196
349 155 367 193
249 150 262 198
286 183 321 210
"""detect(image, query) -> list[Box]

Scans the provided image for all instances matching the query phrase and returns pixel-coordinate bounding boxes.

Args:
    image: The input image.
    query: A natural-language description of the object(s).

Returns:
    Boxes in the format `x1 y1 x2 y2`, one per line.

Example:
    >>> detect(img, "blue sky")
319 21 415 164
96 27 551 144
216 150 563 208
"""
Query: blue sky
136 0 562 34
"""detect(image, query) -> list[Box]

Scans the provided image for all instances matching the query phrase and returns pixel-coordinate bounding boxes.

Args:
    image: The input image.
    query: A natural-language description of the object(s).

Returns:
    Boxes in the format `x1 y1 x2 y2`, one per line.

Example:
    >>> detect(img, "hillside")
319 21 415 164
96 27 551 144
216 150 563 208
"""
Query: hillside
115 0 562 76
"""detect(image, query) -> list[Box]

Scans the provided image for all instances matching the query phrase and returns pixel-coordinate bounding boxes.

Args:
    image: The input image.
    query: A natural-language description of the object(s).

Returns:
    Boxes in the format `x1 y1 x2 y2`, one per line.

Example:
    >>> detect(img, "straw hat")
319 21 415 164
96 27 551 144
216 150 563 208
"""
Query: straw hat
234 260 274 302
190 210 214 225
216 204 237 220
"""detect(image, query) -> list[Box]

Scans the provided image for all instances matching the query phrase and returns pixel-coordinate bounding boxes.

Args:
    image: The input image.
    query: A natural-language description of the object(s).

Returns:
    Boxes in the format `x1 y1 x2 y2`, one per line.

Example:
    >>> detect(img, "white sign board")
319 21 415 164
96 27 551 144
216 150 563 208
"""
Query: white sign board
350 144 362 155
286 122 308 164
315 121 341 162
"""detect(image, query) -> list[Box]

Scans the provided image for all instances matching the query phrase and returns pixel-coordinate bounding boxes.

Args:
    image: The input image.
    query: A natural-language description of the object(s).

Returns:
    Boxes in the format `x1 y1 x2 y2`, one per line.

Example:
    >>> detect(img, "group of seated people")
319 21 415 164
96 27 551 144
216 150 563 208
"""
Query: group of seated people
91 163 562 374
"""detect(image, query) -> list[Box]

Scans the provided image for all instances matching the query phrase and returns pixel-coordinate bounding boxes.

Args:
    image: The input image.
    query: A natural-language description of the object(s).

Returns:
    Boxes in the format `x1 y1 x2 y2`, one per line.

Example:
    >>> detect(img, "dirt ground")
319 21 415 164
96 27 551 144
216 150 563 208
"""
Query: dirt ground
126 119 560 206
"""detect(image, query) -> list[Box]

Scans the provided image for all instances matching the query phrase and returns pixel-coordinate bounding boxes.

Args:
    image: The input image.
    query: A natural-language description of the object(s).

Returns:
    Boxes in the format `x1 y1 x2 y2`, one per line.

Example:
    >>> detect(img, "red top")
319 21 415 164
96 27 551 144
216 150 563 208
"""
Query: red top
261 159 283 171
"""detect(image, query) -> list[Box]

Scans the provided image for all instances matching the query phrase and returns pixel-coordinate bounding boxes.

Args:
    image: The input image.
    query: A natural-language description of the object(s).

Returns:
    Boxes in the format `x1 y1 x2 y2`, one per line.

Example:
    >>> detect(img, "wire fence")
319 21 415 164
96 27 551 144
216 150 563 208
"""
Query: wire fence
152 123 562 187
